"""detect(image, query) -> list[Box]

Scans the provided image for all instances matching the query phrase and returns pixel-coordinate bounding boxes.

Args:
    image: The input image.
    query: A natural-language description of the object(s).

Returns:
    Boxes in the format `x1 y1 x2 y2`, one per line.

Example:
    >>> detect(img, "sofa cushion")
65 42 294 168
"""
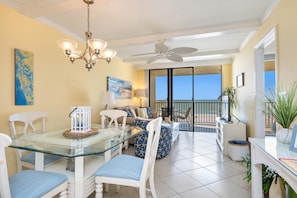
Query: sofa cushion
138 107 148 119
113 106 158 126
130 108 137 117
133 119 172 159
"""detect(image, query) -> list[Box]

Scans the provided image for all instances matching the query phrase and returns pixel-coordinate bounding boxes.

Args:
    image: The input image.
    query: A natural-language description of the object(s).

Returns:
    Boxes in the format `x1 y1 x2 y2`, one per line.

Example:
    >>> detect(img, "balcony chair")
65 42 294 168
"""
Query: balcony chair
176 107 192 126
9 112 62 172
94 117 162 198
99 109 128 161
0 133 68 198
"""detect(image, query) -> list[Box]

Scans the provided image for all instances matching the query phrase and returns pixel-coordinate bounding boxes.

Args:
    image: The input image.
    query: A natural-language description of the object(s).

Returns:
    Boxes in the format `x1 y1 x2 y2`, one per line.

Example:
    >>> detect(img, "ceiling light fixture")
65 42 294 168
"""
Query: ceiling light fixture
57 0 116 71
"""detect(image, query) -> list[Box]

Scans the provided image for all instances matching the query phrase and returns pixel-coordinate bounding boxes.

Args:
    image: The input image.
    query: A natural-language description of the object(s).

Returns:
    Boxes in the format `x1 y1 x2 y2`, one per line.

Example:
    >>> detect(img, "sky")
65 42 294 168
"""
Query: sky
155 71 275 100
156 74 222 100
265 70 276 93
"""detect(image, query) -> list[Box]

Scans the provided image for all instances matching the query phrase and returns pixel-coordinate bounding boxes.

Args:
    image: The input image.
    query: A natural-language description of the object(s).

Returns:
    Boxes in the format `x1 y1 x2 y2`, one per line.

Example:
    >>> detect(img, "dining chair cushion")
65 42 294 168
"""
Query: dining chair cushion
94 154 143 180
9 170 67 198
21 152 62 165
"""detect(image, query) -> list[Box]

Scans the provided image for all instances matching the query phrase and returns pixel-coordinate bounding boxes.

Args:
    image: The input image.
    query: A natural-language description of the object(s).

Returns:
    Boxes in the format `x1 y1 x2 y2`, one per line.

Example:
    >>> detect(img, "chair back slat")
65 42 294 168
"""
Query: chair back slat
141 117 162 182
185 107 192 118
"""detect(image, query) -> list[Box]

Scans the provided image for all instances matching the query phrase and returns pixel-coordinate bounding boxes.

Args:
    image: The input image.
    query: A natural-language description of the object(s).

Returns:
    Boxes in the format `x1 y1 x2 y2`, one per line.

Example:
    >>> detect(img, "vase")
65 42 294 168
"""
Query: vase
276 128 292 144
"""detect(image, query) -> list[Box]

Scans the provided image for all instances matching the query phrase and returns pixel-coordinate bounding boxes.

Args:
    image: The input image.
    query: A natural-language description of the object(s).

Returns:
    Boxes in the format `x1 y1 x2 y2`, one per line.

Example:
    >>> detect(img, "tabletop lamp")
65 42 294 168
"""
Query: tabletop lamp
135 89 146 107
101 91 116 109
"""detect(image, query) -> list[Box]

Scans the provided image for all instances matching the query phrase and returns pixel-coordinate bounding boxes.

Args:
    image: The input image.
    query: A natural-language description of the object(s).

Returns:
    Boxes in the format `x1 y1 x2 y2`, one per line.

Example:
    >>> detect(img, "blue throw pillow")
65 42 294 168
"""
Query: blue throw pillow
124 108 133 117
146 107 153 119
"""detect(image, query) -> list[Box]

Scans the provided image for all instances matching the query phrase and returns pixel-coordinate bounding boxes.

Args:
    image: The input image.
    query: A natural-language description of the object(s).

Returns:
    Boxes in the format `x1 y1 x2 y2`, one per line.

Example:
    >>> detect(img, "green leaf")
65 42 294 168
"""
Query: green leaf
266 81 297 128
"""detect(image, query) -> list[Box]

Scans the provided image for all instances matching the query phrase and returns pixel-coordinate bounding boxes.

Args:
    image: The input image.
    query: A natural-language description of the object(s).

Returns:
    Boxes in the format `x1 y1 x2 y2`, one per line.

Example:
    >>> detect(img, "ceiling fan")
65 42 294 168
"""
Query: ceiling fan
132 40 198 64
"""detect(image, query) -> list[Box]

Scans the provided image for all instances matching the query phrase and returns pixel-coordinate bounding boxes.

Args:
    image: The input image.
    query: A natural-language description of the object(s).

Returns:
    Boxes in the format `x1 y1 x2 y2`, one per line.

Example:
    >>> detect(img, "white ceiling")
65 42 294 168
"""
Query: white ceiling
1 0 279 70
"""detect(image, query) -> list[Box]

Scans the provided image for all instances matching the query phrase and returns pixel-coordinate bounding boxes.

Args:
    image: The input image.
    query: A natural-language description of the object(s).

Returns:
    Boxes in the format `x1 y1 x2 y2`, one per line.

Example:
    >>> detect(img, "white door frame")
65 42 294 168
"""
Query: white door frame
254 27 276 138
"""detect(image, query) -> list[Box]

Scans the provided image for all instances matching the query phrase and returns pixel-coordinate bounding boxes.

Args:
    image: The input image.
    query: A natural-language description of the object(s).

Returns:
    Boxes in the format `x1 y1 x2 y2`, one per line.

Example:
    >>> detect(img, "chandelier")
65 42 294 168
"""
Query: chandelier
57 0 117 71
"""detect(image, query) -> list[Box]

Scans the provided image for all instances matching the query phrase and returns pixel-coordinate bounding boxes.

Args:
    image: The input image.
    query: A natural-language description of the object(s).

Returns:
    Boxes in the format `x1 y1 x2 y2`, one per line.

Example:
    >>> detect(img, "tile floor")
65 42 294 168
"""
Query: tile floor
90 131 251 198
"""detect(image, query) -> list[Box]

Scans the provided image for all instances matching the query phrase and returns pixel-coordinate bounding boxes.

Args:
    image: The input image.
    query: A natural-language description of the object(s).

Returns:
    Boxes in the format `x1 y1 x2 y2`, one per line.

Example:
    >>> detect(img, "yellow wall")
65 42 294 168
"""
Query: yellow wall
232 0 297 137
0 4 142 174
222 64 232 89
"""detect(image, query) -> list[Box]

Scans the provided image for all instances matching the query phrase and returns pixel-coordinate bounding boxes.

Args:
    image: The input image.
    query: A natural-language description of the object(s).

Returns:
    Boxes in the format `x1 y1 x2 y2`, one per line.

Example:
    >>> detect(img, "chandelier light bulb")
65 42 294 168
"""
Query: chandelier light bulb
103 49 117 58
88 39 107 51
57 39 78 51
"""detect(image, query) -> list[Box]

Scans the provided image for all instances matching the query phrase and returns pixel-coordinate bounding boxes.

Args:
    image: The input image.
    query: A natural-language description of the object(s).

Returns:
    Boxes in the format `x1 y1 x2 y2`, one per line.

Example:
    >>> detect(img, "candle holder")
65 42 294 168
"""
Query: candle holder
70 106 91 132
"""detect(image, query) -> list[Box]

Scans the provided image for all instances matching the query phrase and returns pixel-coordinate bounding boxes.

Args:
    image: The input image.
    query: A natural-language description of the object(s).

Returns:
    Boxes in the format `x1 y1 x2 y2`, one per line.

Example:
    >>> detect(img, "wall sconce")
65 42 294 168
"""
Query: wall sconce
135 89 146 107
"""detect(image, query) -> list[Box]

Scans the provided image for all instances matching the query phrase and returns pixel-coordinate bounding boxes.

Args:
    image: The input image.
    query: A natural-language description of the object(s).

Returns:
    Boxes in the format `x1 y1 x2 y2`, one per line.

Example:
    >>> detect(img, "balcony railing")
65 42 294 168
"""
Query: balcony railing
154 100 274 128
154 100 220 126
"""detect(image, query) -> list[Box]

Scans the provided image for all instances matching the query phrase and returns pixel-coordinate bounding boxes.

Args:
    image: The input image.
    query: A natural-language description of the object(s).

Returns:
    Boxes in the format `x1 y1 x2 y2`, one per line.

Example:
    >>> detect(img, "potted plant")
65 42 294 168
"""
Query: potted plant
241 155 276 198
218 86 237 108
266 81 297 143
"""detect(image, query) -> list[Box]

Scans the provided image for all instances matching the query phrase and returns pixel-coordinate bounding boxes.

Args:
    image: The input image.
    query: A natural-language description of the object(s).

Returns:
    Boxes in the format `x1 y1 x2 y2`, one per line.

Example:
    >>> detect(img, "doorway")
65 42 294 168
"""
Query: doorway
149 66 222 132
149 68 194 130
254 28 276 138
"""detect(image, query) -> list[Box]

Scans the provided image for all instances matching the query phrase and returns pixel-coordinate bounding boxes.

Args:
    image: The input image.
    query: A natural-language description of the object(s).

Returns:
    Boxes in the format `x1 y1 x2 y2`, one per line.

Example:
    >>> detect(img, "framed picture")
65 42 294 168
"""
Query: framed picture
290 125 297 152
236 73 244 88
15 48 34 105
107 76 132 99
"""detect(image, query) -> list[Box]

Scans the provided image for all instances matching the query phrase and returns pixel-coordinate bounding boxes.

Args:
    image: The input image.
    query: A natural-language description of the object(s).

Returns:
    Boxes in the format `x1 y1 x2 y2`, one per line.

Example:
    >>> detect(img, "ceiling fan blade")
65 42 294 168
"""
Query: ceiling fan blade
169 47 197 54
147 55 161 64
166 53 183 62
131 52 156 57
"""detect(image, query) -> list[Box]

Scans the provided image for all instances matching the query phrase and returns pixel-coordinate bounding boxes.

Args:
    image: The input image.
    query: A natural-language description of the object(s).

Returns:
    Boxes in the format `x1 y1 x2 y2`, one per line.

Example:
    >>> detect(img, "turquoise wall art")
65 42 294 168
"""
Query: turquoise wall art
14 48 34 105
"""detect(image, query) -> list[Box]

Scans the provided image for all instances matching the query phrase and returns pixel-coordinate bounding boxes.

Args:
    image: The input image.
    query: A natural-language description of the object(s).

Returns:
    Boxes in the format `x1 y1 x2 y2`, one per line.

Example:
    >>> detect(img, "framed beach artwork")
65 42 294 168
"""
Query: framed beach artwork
14 48 34 105
107 76 132 99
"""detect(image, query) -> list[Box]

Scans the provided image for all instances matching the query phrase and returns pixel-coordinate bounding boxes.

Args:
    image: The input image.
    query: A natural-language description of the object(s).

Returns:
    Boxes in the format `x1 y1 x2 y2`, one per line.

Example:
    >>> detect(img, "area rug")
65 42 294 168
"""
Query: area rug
179 123 216 133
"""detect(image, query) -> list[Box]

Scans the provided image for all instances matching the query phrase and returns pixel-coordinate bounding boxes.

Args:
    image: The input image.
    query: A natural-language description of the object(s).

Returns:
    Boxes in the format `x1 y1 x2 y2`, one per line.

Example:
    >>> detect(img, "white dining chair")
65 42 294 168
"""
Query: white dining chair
100 109 127 129
100 110 128 160
0 133 68 198
94 117 162 198
9 112 62 172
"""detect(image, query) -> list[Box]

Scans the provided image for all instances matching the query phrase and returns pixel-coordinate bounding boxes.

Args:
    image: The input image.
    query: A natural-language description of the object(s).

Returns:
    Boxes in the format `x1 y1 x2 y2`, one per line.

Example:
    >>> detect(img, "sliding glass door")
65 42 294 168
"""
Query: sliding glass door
149 65 222 132
149 69 169 119
149 68 194 130
173 68 194 131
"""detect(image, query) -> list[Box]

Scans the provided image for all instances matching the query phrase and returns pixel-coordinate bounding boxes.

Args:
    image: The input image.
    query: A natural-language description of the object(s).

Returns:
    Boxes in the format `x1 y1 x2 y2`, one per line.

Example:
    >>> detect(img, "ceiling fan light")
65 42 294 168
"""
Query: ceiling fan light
57 39 78 51
88 39 107 51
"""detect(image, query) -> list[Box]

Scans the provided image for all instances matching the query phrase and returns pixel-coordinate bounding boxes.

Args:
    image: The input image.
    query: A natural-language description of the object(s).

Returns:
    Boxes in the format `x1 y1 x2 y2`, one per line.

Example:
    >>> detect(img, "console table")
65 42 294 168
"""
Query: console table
249 137 297 198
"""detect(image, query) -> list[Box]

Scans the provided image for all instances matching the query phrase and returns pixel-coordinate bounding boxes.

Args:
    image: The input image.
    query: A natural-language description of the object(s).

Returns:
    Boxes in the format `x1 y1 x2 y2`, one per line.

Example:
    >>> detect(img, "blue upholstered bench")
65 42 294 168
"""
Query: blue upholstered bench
133 119 172 159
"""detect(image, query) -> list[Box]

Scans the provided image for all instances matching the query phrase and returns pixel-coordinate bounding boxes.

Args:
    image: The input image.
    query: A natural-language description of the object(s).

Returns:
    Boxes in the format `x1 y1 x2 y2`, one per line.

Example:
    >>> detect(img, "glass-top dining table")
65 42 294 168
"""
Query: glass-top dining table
9 124 143 198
